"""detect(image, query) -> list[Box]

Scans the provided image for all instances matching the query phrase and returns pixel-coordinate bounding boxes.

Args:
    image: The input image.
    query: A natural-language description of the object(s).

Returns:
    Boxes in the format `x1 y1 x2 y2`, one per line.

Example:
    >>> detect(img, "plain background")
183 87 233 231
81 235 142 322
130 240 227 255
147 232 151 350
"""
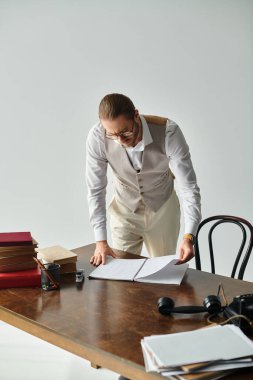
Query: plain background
0 0 253 280
0 320 119 379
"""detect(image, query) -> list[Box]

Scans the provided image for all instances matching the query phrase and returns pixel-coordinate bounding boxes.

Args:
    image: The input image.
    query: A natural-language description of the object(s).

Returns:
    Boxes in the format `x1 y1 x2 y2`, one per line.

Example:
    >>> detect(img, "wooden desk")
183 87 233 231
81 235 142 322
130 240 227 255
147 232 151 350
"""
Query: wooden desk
0 244 253 380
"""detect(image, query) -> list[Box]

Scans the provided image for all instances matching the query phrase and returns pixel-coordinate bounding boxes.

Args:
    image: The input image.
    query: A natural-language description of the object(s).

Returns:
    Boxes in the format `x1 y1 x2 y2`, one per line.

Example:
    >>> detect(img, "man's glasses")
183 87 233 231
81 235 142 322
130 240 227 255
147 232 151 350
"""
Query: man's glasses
105 121 136 140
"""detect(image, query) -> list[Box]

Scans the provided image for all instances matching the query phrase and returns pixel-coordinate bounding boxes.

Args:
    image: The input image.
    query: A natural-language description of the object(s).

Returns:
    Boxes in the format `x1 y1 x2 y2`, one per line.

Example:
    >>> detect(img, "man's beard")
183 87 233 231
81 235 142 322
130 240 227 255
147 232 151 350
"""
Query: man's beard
121 121 142 148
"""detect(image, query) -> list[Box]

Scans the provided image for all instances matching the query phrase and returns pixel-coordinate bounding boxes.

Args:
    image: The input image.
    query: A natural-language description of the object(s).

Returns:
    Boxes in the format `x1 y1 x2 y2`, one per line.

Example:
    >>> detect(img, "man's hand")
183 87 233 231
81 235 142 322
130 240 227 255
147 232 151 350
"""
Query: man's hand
90 240 117 266
177 238 195 264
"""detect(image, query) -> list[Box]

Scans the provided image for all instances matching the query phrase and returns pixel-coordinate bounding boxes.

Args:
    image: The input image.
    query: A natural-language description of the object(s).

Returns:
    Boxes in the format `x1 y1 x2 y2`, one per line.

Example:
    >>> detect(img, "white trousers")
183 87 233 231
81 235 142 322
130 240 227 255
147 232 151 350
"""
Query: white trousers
108 190 180 257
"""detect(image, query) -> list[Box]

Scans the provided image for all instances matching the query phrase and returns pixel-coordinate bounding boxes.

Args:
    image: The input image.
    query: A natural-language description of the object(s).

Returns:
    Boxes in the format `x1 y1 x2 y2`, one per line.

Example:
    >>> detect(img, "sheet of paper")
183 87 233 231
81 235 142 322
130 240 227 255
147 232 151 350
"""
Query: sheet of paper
160 360 253 376
136 256 188 285
141 340 159 373
135 255 177 278
89 257 146 281
163 370 235 379
143 325 253 368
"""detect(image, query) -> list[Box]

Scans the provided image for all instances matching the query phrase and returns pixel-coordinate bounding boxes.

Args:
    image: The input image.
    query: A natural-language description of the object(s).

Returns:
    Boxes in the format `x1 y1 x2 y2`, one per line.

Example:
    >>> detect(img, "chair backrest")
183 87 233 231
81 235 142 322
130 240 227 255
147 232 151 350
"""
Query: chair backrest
195 215 253 280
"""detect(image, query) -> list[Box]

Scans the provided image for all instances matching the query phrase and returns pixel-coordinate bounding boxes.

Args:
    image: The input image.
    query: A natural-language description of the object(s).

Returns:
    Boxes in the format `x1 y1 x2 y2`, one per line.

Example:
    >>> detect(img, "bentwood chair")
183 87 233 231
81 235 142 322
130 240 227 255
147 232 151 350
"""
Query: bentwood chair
194 215 253 280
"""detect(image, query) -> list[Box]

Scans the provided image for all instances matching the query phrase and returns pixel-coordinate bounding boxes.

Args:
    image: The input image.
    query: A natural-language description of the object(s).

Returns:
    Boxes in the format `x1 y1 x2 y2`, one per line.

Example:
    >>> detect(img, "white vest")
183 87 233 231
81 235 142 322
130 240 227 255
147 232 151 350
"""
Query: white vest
104 115 174 212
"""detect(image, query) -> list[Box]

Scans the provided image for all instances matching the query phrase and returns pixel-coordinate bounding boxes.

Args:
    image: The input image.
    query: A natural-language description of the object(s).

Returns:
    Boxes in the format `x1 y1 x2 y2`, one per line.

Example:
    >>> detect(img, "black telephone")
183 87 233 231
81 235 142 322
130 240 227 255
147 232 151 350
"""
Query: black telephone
157 293 253 334
224 294 253 334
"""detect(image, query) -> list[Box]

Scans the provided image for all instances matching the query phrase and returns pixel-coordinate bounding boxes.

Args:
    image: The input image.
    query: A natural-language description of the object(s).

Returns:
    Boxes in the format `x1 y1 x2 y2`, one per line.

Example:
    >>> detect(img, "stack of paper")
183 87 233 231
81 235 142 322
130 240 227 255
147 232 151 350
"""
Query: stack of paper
141 325 253 380
0 232 38 272
37 245 77 274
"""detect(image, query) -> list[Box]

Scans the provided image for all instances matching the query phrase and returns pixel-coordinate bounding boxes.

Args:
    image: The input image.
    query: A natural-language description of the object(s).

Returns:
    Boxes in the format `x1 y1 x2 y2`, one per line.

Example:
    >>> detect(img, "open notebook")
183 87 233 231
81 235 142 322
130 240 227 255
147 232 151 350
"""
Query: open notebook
89 255 188 285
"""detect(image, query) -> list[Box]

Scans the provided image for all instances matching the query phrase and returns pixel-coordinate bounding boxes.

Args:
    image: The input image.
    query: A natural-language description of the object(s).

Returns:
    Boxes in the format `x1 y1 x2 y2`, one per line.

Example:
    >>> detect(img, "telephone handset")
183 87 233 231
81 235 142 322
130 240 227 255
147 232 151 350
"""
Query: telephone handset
157 293 253 334
223 294 253 334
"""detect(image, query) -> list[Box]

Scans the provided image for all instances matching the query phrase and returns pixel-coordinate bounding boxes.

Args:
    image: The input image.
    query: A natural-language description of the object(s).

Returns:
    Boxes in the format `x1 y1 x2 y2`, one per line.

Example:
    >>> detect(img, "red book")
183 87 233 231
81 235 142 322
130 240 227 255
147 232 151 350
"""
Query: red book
0 232 33 247
0 267 41 288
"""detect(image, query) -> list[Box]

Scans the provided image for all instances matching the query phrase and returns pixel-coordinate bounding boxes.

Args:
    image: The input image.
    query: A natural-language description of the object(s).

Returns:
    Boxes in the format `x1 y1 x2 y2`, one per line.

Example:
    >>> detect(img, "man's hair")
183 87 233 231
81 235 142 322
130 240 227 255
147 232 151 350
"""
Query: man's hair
98 93 135 120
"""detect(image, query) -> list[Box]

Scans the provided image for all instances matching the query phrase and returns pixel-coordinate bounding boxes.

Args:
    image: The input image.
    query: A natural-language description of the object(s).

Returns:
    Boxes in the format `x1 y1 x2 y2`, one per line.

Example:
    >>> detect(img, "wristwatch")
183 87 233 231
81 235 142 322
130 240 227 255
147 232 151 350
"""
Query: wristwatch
183 233 196 245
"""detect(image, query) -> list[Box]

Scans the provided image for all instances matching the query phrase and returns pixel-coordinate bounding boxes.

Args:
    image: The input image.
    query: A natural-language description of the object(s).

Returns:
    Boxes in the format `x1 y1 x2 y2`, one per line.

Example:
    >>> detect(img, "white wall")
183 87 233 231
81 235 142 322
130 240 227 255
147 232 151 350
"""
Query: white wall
0 0 252 279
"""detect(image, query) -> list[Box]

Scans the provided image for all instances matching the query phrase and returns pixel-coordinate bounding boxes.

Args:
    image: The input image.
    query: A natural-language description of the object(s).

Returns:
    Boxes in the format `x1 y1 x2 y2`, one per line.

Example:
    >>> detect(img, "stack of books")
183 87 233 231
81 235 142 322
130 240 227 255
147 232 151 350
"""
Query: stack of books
0 232 38 272
141 325 253 380
37 245 77 274
0 232 41 288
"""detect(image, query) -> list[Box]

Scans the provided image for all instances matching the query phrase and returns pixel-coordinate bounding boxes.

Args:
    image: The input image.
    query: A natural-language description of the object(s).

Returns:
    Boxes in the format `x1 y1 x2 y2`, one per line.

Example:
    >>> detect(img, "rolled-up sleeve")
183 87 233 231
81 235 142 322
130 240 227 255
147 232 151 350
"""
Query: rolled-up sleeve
86 124 108 241
166 120 201 235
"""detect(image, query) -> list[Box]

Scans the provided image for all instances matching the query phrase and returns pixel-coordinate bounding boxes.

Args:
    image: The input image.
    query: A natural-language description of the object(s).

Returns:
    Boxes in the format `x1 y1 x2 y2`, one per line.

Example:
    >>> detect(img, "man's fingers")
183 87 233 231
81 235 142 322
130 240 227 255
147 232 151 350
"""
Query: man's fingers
90 248 116 267
90 255 102 266
178 251 194 264
109 250 117 258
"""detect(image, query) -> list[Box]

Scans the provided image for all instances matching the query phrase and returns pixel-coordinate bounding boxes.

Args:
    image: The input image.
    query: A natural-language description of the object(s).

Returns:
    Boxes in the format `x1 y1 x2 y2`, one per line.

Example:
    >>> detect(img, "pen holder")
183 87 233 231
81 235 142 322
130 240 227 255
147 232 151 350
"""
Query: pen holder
41 263 61 291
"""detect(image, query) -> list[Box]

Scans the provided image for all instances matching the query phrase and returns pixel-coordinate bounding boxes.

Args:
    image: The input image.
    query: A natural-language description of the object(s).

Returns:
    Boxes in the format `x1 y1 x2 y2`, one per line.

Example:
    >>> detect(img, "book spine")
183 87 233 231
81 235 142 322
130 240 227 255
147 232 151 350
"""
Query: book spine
0 275 41 289
0 254 36 265
0 278 41 288
0 241 33 247
0 261 37 273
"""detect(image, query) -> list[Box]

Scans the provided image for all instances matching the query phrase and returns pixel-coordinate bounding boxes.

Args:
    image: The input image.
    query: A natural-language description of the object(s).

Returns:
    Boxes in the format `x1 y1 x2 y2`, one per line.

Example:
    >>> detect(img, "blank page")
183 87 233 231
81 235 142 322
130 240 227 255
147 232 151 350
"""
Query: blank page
89 257 146 281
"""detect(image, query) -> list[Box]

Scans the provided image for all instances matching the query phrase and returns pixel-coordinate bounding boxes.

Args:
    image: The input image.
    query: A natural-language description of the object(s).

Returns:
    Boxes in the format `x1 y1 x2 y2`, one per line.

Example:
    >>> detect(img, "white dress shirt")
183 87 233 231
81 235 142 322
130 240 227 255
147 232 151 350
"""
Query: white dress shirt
86 115 201 241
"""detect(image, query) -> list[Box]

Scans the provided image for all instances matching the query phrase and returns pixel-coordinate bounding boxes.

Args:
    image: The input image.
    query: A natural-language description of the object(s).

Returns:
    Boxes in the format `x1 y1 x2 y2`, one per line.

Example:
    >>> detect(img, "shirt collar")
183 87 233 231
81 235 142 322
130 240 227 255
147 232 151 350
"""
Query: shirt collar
126 115 153 153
